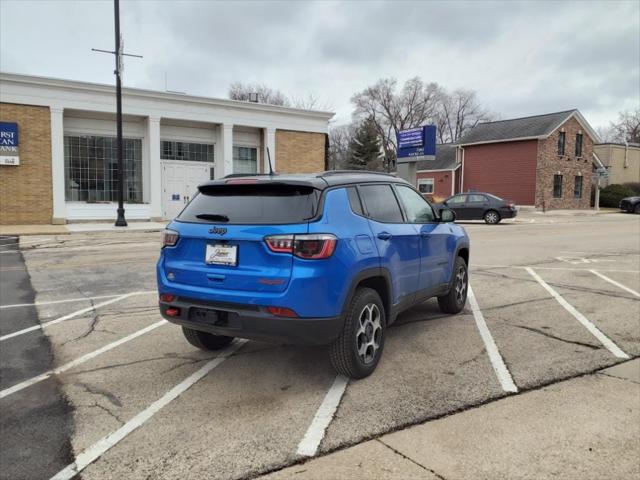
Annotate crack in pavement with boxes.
[509,324,601,350]
[74,381,123,407]
[376,438,448,480]
[83,401,126,425]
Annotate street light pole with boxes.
[113,0,127,227]
[91,0,142,227]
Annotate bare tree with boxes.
[351,77,441,169]
[609,109,640,143]
[435,89,494,144]
[328,124,354,170]
[228,82,290,106]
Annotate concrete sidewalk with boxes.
[262,360,640,480]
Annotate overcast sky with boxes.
[1,0,638,129]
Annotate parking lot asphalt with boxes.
[0,213,638,480]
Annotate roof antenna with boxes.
[266,147,275,176]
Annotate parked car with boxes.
[435,193,517,224]
[619,196,640,214]
[157,171,470,379]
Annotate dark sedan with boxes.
[619,196,640,214]
[436,193,518,224]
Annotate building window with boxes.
[557,131,566,156]
[553,174,563,198]
[417,178,434,194]
[575,133,583,157]
[233,146,257,174]
[160,141,214,163]
[64,135,143,203]
[574,175,583,198]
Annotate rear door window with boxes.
[467,194,488,203]
[359,184,404,223]
[178,184,320,224]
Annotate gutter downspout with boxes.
[450,168,455,196]
[459,146,465,193]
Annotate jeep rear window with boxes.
[177,184,320,224]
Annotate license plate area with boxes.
[205,243,237,266]
[189,307,227,326]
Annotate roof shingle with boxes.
[416,143,457,171]
[457,110,577,145]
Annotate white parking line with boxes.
[0,320,167,399]
[473,264,640,273]
[467,285,518,393]
[49,339,246,480]
[590,270,640,298]
[0,291,155,341]
[0,293,152,310]
[297,374,349,457]
[525,267,630,359]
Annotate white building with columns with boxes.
[0,72,333,224]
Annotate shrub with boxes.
[598,184,636,208]
[622,182,640,195]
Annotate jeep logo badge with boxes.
[209,226,227,235]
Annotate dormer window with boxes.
[557,131,566,156]
[575,133,583,157]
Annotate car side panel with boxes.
[306,187,382,315]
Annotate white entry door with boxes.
[161,161,212,220]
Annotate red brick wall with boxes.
[417,170,455,202]
[462,140,538,205]
[535,117,593,209]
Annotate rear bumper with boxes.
[159,296,343,345]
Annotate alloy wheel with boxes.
[454,266,467,304]
[356,303,382,364]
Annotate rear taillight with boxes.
[265,234,337,259]
[159,293,175,303]
[162,229,179,248]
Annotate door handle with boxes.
[420,232,430,238]
[377,232,392,240]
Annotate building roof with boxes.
[416,143,458,171]
[0,71,335,120]
[457,109,599,146]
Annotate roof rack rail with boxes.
[223,173,275,179]
[319,170,395,177]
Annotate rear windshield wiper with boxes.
[195,213,230,222]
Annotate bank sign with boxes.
[0,122,20,166]
[397,125,436,163]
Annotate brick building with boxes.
[456,110,599,209]
[0,72,333,225]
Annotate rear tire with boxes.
[182,327,234,350]
[484,210,501,224]
[438,256,468,314]
[330,287,386,379]
[634,204,640,214]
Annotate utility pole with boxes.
[92,0,142,227]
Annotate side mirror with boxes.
[440,208,456,223]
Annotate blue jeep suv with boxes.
[157,171,469,378]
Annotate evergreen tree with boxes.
[347,116,381,170]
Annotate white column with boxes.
[50,107,66,224]
[220,123,233,177]
[147,116,162,220]
[265,127,276,172]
